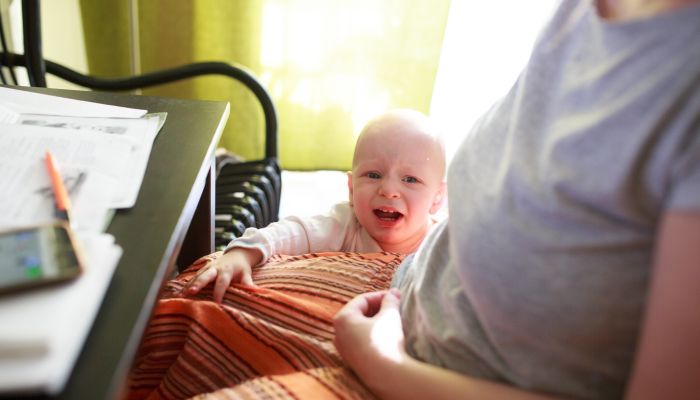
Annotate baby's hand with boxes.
[180,247,261,303]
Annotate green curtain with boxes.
[80,0,450,171]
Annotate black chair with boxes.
[1,0,281,248]
[0,2,277,155]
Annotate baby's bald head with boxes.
[353,109,445,178]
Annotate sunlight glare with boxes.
[261,4,284,69]
[429,0,558,163]
[369,305,404,363]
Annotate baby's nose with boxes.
[379,181,400,198]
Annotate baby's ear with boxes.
[429,182,447,214]
[346,171,354,206]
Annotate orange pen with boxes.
[45,151,73,223]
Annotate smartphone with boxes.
[0,222,84,295]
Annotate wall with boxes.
[1,0,86,89]
[42,0,87,89]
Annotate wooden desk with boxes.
[13,87,229,399]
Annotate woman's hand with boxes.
[180,247,262,303]
[333,289,406,386]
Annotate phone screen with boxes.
[0,223,83,294]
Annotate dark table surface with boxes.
[2,86,229,399]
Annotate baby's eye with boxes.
[367,172,381,179]
[403,176,419,184]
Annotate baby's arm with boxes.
[229,203,356,259]
[181,203,354,303]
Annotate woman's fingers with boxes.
[334,289,405,369]
[380,288,401,311]
[335,290,392,324]
[337,292,373,318]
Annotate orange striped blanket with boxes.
[127,251,404,400]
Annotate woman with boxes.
[334,0,700,398]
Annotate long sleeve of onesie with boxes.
[224,202,382,265]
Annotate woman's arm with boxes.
[625,211,700,399]
[333,290,560,400]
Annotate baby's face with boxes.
[348,120,445,254]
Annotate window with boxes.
[430,1,557,162]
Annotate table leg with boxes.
[177,161,215,271]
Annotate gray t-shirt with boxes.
[394,1,700,399]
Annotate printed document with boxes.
[0,86,146,118]
[0,87,166,394]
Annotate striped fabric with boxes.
[127,251,404,400]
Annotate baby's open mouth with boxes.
[373,208,403,221]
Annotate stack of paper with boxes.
[0,86,166,395]
[0,232,122,394]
